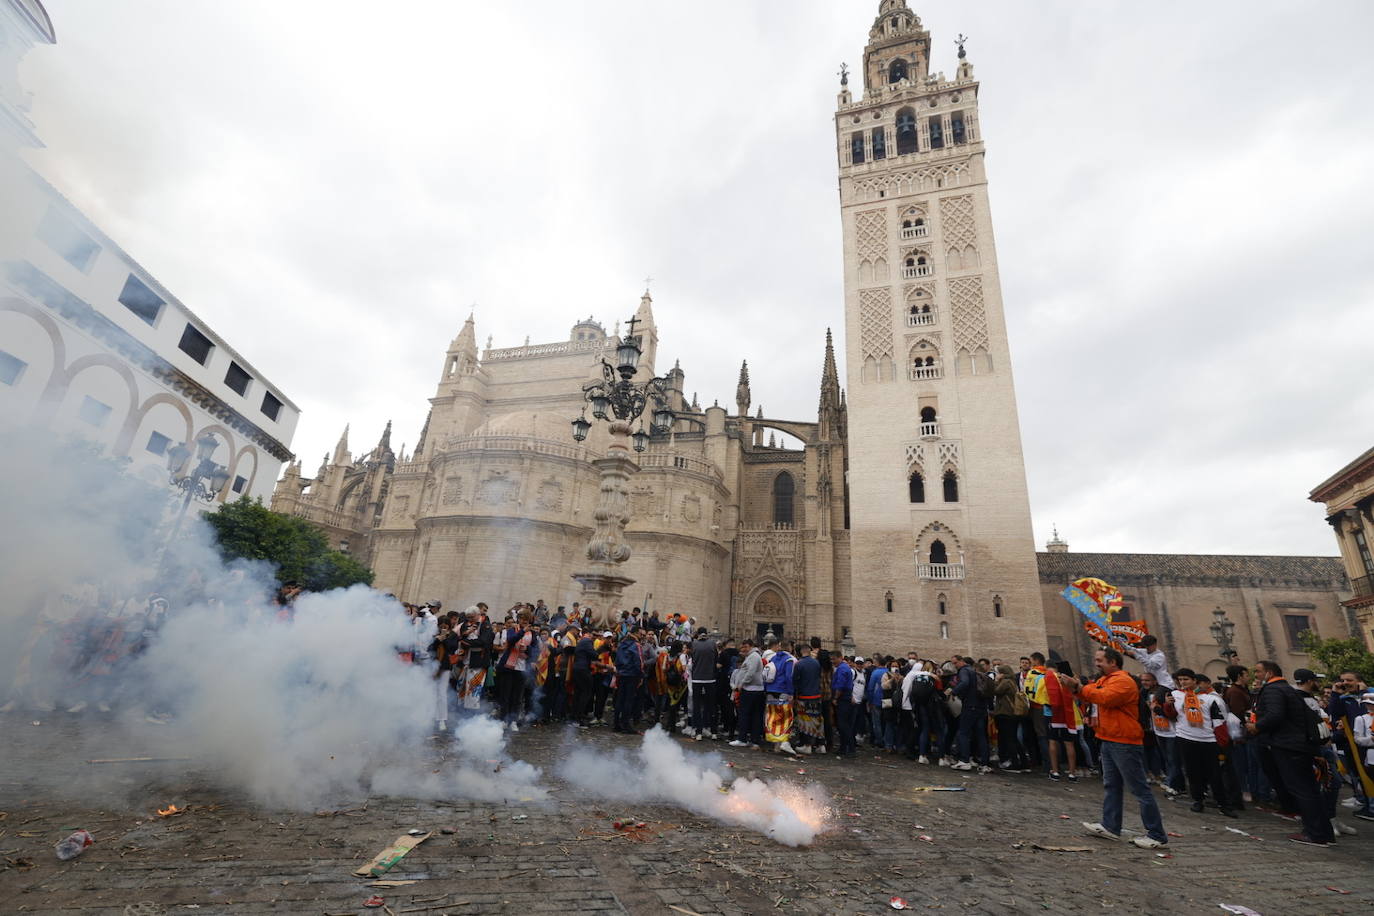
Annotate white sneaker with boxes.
[1083,822,1120,841]
[683,727,696,737]
[917,755,930,765]
[951,761,974,771]
[705,731,715,740]
[508,723,520,733]
[1131,836,1166,849]
[938,757,951,767]
[1164,786,1180,797]
[797,746,813,755]
[729,740,748,748]
[694,734,703,741]
[1332,819,1357,837]
[977,765,993,775]
[438,720,447,732]
[778,741,797,756]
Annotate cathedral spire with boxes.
[818,328,843,440]
[332,424,351,465]
[735,360,751,417]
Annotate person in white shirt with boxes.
[1171,670,1234,817]
[1128,635,1174,690]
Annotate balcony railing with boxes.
[900,225,928,240]
[906,311,935,327]
[910,365,942,381]
[1350,575,1373,599]
[902,265,933,279]
[919,421,940,440]
[919,563,965,581]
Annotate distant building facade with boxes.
[1310,446,1374,647]
[1038,532,1353,681]
[0,0,298,501]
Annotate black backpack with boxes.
[976,672,996,701]
[666,660,685,689]
[909,673,936,706]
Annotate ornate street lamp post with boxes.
[1209,606,1238,660]
[160,431,231,558]
[568,315,674,608]
[841,631,857,660]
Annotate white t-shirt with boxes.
[1354,712,1374,765]
[1130,648,1175,689]
[1171,689,1224,742]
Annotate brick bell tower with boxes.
[836,1,1046,660]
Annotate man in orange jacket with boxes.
[1074,647,1169,848]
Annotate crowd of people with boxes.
[9,585,1373,853]
[405,601,1374,849]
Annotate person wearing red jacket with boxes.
[1074,647,1169,849]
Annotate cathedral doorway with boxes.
[752,587,787,644]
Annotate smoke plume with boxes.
[560,726,831,846]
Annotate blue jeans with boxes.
[1099,740,1166,843]
[1157,735,1186,791]
[956,705,989,765]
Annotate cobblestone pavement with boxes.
[1,714,1371,915]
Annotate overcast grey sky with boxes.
[22,1,1374,556]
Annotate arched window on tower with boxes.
[888,59,908,84]
[938,592,948,615]
[871,126,886,160]
[919,405,939,438]
[993,595,1003,618]
[943,469,959,502]
[895,108,918,155]
[929,539,948,565]
[908,471,925,503]
[772,471,795,527]
[850,132,865,165]
[928,116,945,149]
[885,590,895,613]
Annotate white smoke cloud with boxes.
[560,726,831,846]
[0,427,540,810]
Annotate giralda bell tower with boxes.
[837,1,1046,659]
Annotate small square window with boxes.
[178,323,214,365]
[224,361,252,396]
[37,206,100,272]
[118,275,165,326]
[261,391,282,421]
[0,349,27,386]
[146,431,172,456]
[78,395,112,427]
[232,475,247,494]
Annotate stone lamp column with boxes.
[571,419,639,608]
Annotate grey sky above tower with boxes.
[20,0,1374,555]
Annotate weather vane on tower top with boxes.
[838,62,849,87]
[955,35,968,60]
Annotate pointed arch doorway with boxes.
[751,585,788,644]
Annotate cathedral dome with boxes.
[470,410,577,443]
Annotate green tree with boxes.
[202,498,374,592]
[1298,630,1374,684]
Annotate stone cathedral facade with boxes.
[273,3,1048,654]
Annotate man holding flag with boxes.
[1077,646,1169,849]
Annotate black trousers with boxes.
[996,714,1029,768]
[1269,746,1334,842]
[1179,737,1228,807]
[571,669,593,723]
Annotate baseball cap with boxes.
[854,656,865,663]
[1293,668,1318,684]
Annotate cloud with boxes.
[19,0,1374,554]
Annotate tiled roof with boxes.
[1036,552,1348,589]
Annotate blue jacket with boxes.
[865,667,886,706]
[952,665,984,709]
[767,651,795,696]
[615,639,643,678]
[793,656,822,698]
[832,661,855,699]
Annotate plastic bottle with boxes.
[55,829,94,860]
